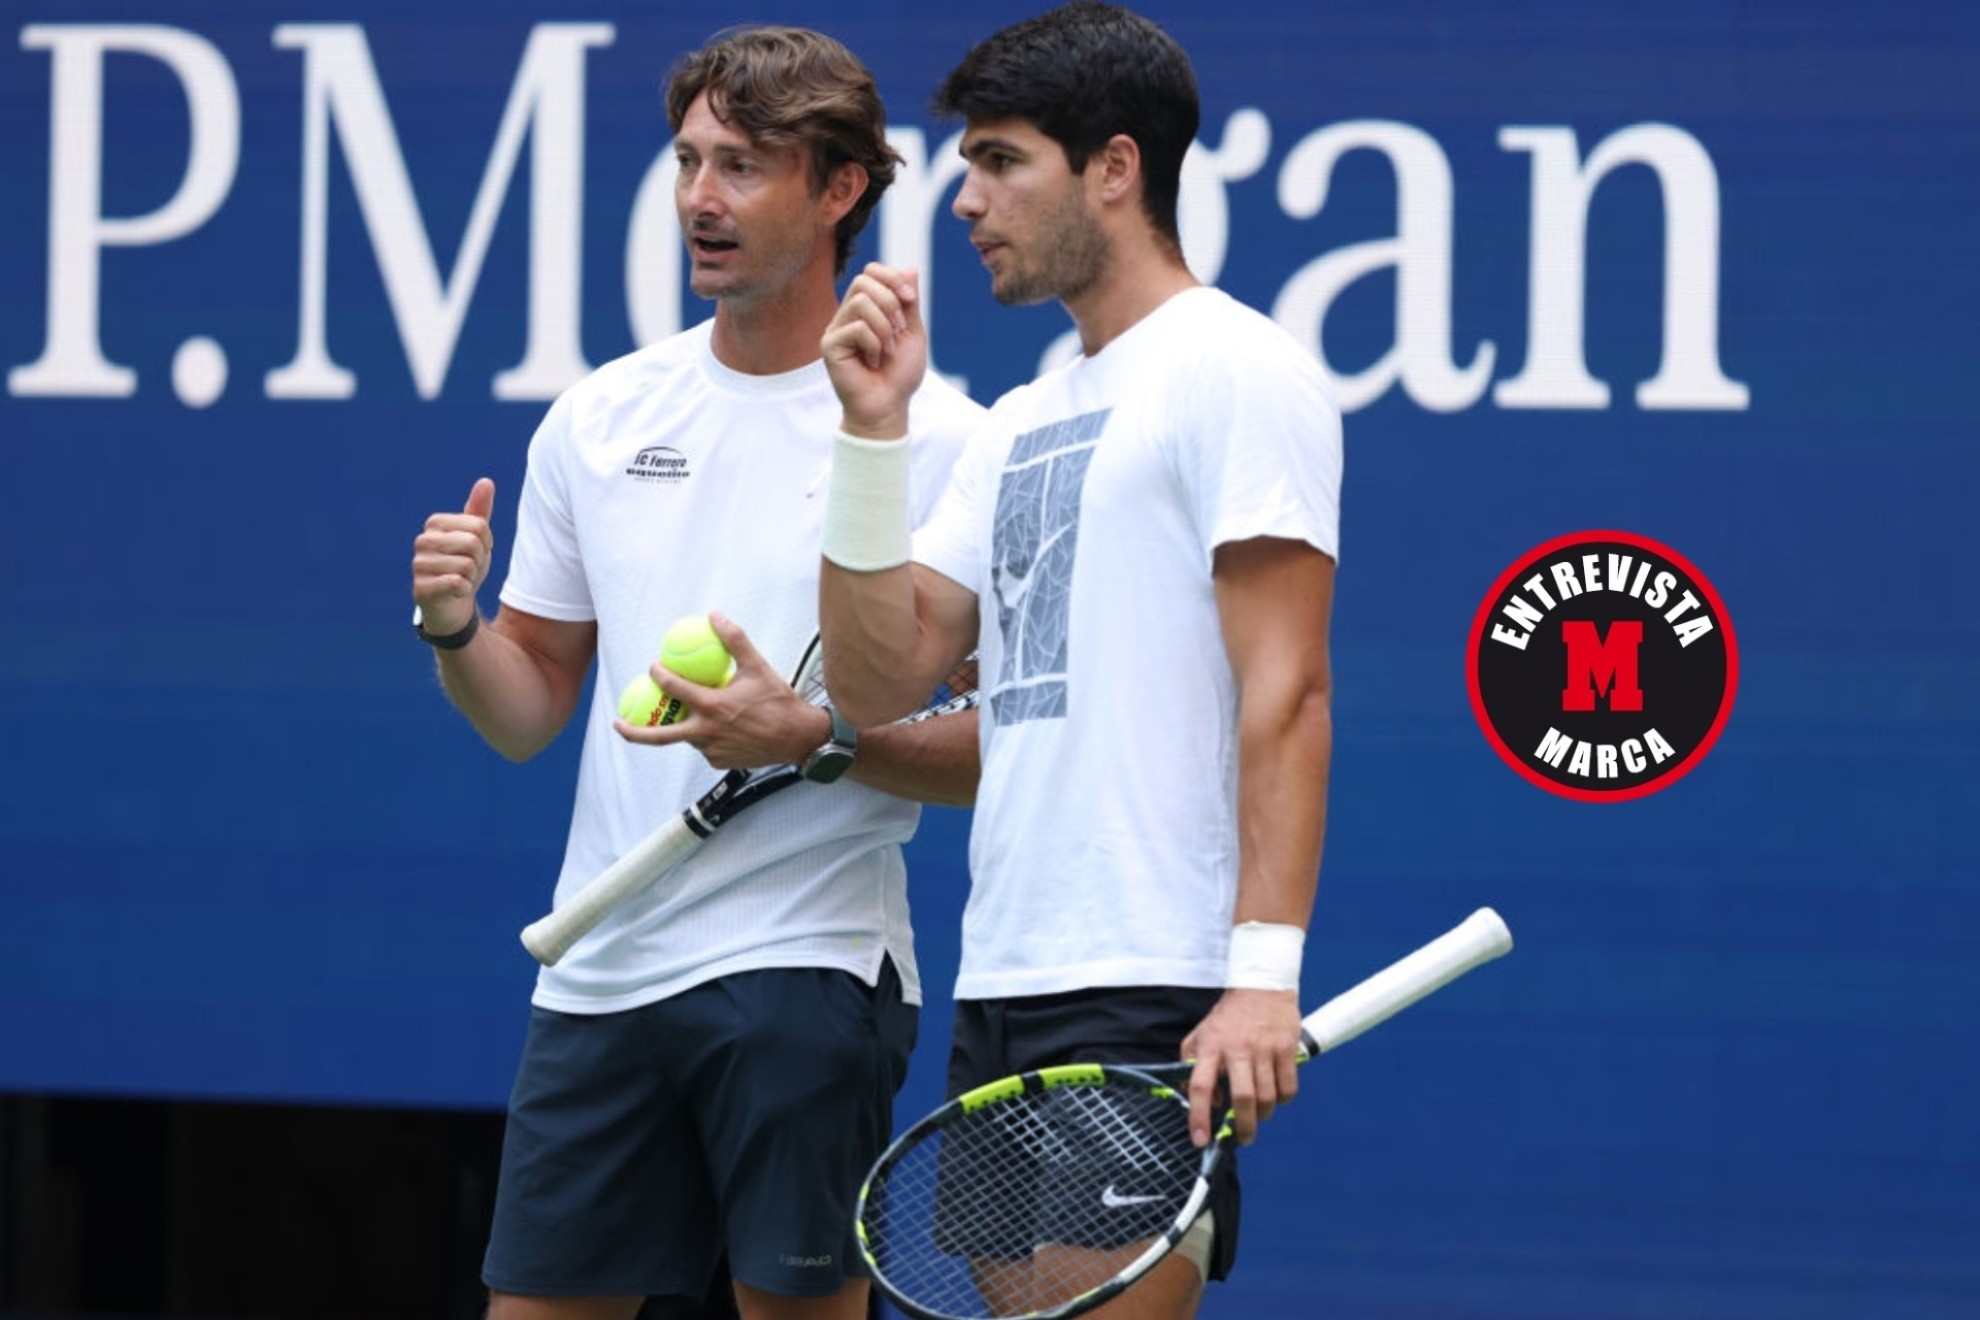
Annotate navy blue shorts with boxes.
[945,984,1243,1281]
[484,959,918,1301]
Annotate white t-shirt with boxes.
[913,287,1343,1001]
[502,320,984,1013]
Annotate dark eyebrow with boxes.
[959,136,1026,163]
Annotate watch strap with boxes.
[802,705,859,782]
[824,704,858,754]
[414,606,480,650]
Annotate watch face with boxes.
[804,747,854,784]
[804,707,857,783]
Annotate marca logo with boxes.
[6,23,1749,413]
[625,445,689,484]
[1467,531,1738,802]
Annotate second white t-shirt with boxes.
[913,287,1343,1001]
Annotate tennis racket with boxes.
[856,907,1513,1320]
[519,633,978,966]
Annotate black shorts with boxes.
[944,984,1242,1281]
[484,959,917,1300]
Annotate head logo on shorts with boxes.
[1467,530,1737,802]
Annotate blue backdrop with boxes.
[2,1,1975,1316]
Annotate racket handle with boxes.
[519,819,704,966]
[1301,907,1512,1054]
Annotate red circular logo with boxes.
[1467,531,1738,802]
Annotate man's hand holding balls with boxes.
[619,614,738,728]
[613,613,832,771]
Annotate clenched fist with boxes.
[822,263,926,440]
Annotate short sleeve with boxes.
[911,418,994,596]
[1179,335,1343,569]
[905,377,987,528]
[498,390,595,622]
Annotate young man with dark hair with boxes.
[818,5,1341,1315]
[410,26,984,1320]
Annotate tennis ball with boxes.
[659,615,737,689]
[617,673,683,728]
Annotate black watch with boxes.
[801,706,859,783]
[413,604,479,650]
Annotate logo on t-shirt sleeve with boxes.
[988,409,1109,725]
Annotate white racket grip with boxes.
[518,819,705,966]
[1301,908,1512,1054]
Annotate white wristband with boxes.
[821,430,913,571]
[1225,921,1304,991]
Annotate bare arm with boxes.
[1219,536,1334,930]
[1181,535,1337,1145]
[412,478,597,762]
[849,706,979,807]
[820,562,980,727]
[613,611,979,806]
[436,608,596,763]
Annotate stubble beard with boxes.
[689,211,821,309]
[992,191,1110,307]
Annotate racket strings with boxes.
[793,647,832,707]
[934,656,981,708]
[906,654,982,725]
[866,1080,1202,1320]
[800,647,981,722]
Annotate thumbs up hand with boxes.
[412,478,497,636]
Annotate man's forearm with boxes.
[1232,686,1333,927]
[848,708,980,807]
[436,612,592,763]
[819,561,930,727]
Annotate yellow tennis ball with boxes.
[659,615,737,689]
[617,673,683,728]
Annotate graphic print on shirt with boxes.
[989,409,1110,725]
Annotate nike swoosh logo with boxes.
[1101,1186,1165,1208]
